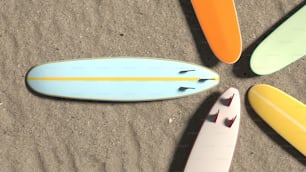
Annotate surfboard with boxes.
[26,57,220,101]
[191,0,242,64]
[248,84,306,156]
[184,87,240,172]
[250,5,306,75]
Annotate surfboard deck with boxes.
[191,0,242,64]
[26,57,219,101]
[250,5,306,75]
[248,84,306,156]
[184,87,240,172]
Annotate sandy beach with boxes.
[0,0,305,171]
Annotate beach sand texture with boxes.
[0,0,305,171]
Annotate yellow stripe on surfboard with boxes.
[27,77,219,81]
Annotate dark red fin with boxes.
[213,110,220,123]
[227,115,237,128]
[227,93,235,106]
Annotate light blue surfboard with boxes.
[250,5,306,75]
[26,57,220,101]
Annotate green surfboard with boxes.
[250,5,306,75]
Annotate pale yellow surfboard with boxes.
[248,84,306,156]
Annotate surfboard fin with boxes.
[178,87,195,91]
[179,70,196,74]
[198,78,218,82]
[227,115,237,128]
[227,94,235,106]
[213,110,220,123]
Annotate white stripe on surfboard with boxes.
[251,89,306,132]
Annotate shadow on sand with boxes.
[169,92,221,172]
[178,0,219,68]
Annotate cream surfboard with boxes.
[184,87,240,172]
[248,84,306,156]
[26,57,219,101]
[191,0,242,64]
[250,5,306,75]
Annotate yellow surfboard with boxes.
[248,84,306,156]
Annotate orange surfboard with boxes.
[191,0,242,64]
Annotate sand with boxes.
[0,0,305,171]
